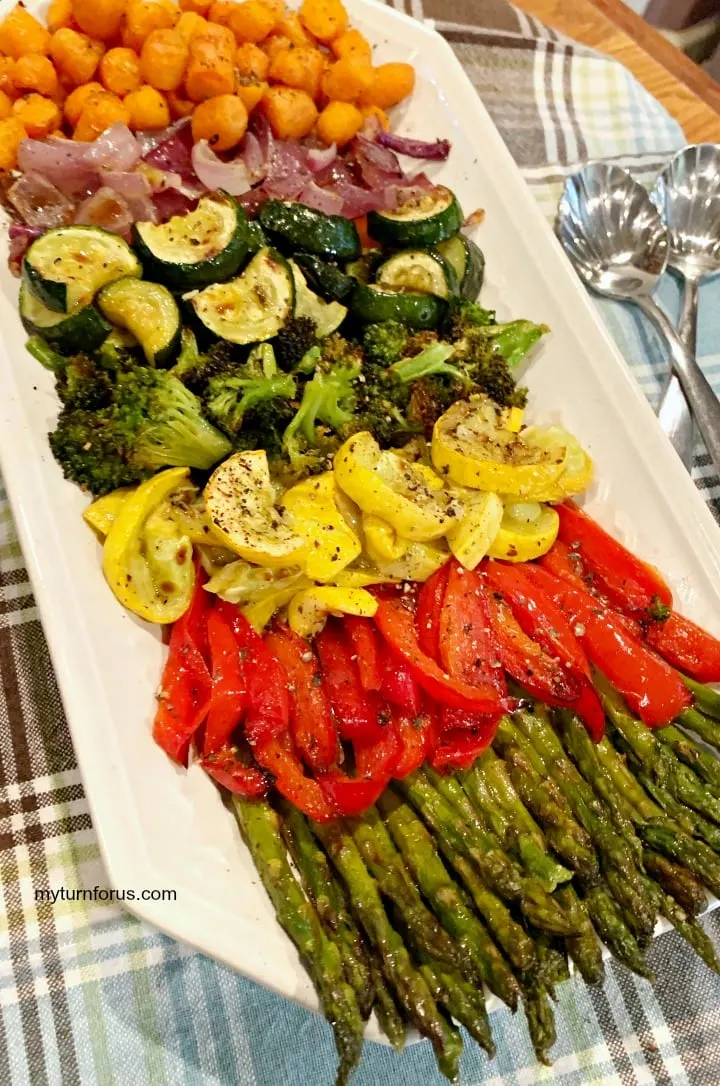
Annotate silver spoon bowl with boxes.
[557,161,720,477]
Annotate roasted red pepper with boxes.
[316,622,386,743]
[486,560,605,740]
[645,611,720,683]
[354,718,401,781]
[536,567,691,728]
[204,606,247,754]
[215,604,289,746]
[254,735,336,821]
[374,596,504,714]
[200,745,269,797]
[557,502,672,616]
[439,563,507,697]
[344,616,383,692]
[417,562,450,660]
[265,625,338,773]
[393,707,435,779]
[317,773,388,815]
[429,725,496,773]
[486,589,582,706]
[152,572,212,766]
[380,652,422,715]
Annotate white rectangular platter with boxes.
[1,0,720,1035]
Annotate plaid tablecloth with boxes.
[2,2,720,1084]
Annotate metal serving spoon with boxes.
[651,144,720,468]
[557,161,720,477]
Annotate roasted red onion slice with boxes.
[307,142,337,173]
[151,187,198,220]
[102,170,157,223]
[191,140,252,196]
[264,140,312,199]
[240,131,266,182]
[74,187,134,236]
[16,137,99,197]
[7,171,74,229]
[86,123,140,172]
[375,130,451,160]
[8,223,42,276]
[143,122,196,182]
[298,181,344,215]
[331,180,387,217]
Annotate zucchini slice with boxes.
[133,192,248,290]
[375,249,455,298]
[290,260,347,338]
[437,234,485,300]
[23,226,141,314]
[367,186,463,247]
[293,252,354,300]
[350,283,447,330]
[186,247,294,344]
[19,281,111,355]
[246,219,268,255]
[259,199,361,260]
[97,277,181,367]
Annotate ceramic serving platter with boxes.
[1,0,719,1040]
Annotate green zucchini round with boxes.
[290,260,347,337]
[186,247,295,344]
[350,283,447,329]
[375,249,456,298]
[437,234,485,299]
[19,281,111,355]
[133,192,249,290]
[293,252,354,300]
[259,199,361,260]
[23,226,141,314]
[367,186,463,248]
[97,277,181,367]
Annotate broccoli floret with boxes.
[446,298,496,340]
[452,322,545,407]
[282,336,362,467]
[49,406,148,494]
[205,343,296,437]
[362,320,409,366]
[275,316,317,370]
[53,353,114,411]
[172,338,245,395]
[389,340,467,386]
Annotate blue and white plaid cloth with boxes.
[2,2,719,1084]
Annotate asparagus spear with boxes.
[312,818,463,1082]
[640,821,720,899]
[455,755,572,892]
[642,851,707,919]
[523,988,557,1066]
[231,797,363,1086]
[378,789,525,1006]
[678,705,720,751]
[370,963,407,1053]
[641,875,720,975]
[583,885,652,979]
[417,955,495,1058]
[493,726,600,883]
[533,935,569,997]
[555,886,605,986]
[636,770,720,853]
[657,720,720,796]
[348,809,472,981]
[682,677,720,722]
[595,670,720,826]
[280,802,375,1019]
[397,770,575,936]
[510,708,657,941]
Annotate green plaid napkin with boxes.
[2,2,719,1084]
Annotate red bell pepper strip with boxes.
[417,562,451,660]
[439,562,507,697]
[380,652,423,715]
[344,616,383,692]
[153,572,212,766]
[538,544,643,639]
[317,773,388,815]
[213,603,290,746]
[354,720,401,781]
[316,622,386,744]
[537,567,691,728]
[204,606,247,754]
[200,745,269,797]
[429,724,497,773]
[485,589,582,706]
[644,611,720,683]
[253,735,337,821]
[393,708,435,779]
[557,502,672,615]
[374,597,504,714]
[265,625,338,773]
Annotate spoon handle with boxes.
[657,275,697,472]
[639,295,720,476]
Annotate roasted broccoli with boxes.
[362,320,409,366]
[274,316,317,370]
[171,338,244,395]
[446,298,496,339]
[49,366,232,494]
[55,353,115,411]
[282,335,362,468]
[204,343,296,438]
